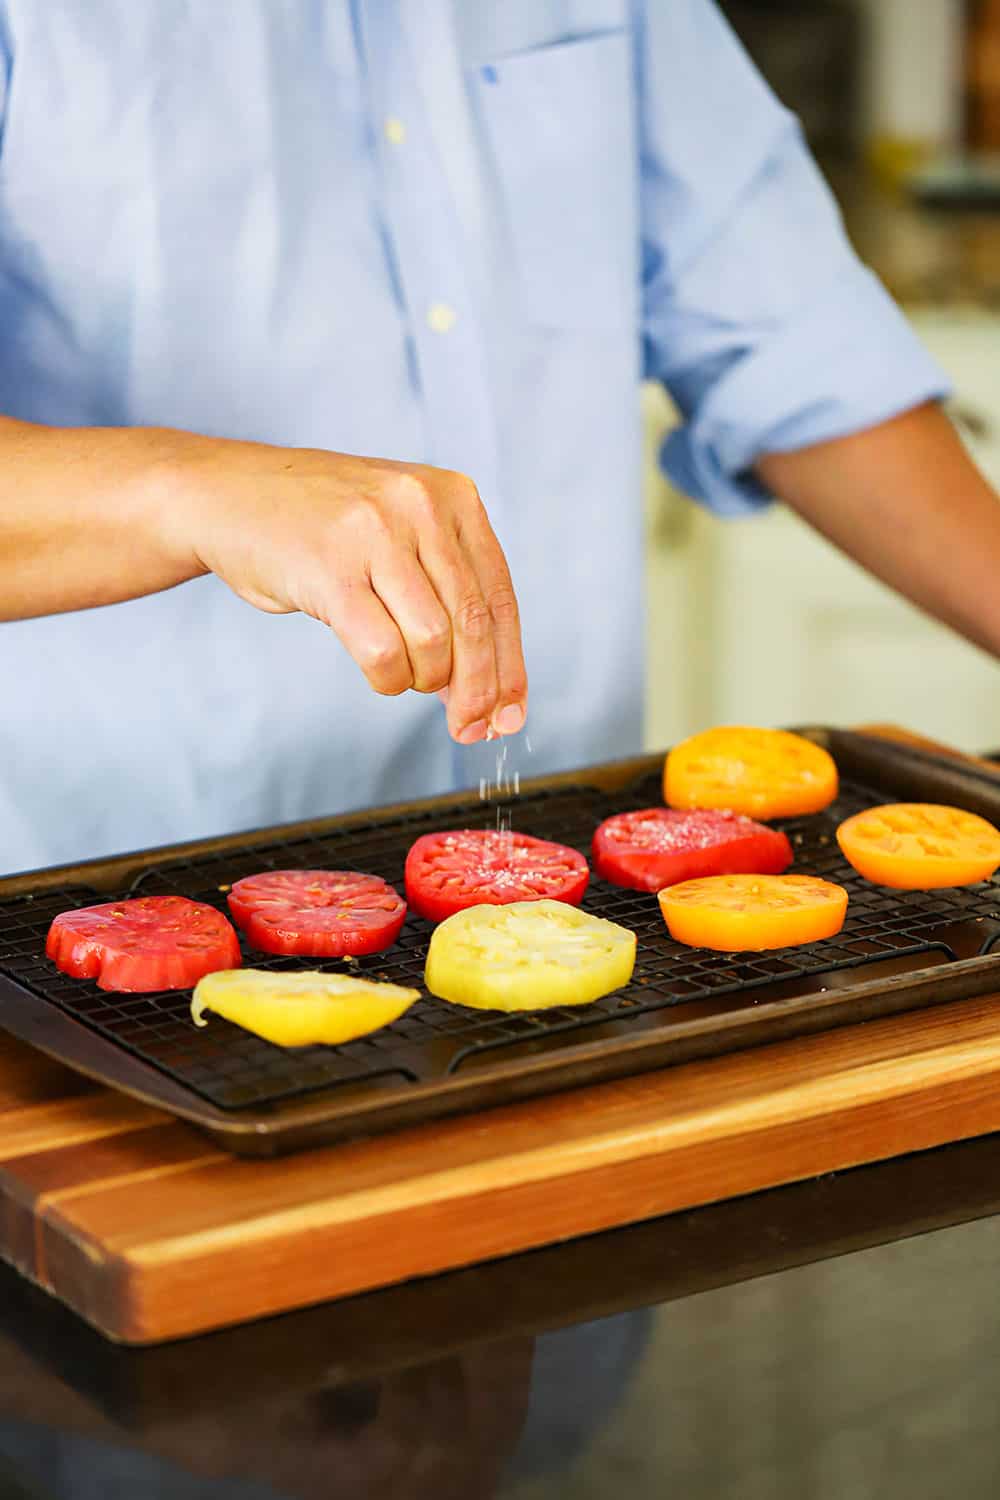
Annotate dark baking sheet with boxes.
[1,728,1000,1156]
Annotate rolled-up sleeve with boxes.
[638,0,951,516]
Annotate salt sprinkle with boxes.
[472,728,533,855]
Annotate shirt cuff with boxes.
[659,267,954,518]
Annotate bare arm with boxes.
[756,403,1000,658]
[0,416,527,744]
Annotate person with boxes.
[1,0,998,877]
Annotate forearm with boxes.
[0,416,203,621]
[0,415,527,740]
[756,403,1000,659]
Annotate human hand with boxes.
[156,436,528,744]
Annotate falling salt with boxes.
[474,724,532,861]
[477,736,520,809]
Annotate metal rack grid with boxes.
[1,770,998,1114]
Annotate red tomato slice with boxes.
[46,896,241,993]
[405,830,590,924]
[593,808,793,893]
[227,870,406,957]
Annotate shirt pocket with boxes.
[471,29,638,333]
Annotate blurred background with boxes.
[644,0,1000,752]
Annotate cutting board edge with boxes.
[44,1045,1000,1344]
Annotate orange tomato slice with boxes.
[664,727,838,820]
[837,803,1000,889]
[659,874,848,952]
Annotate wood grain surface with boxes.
[6,990,1000,1344]
[3,730,1000,1345]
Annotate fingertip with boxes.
[492,702,526,737]
[456,719,490,746]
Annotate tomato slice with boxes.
[659,874,848,952]
[593,807,793,892]
[665,727,838,820]
[227,870,406,957]
[46,896,242,992]
[837,803,1000,889]
[405,830,589,924]
[192,969,419,1047]
[425,899,636,1011]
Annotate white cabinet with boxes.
[914,310,1000,490]
[643,310,1000,753]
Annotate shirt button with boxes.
[384,116,406,145]
[427,302,458,334]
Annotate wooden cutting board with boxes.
[4,730,1000,1346]
[8,991,1000,1345]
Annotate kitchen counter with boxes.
[826,157,1000,309]
[4,1132,1000,1498]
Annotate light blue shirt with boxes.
[0,0,947,875]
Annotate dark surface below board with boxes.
[5,1132,1000,1498]
[2,729,1000,1154]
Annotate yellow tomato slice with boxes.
[191,969,419,1047]
[425,899,636,1012]
[659,874,847,952]
[837,803,1000,889]
[664,727,838,820]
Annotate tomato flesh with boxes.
[665,727,838,820]
[659,874,848,952]
[593,807,793,892]
[227,870,406,957]
[425,899,636,1011]
[46,896,242,993]
[192,969,419,1047]
[837,803,1000,889]
[405,830,590,924]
